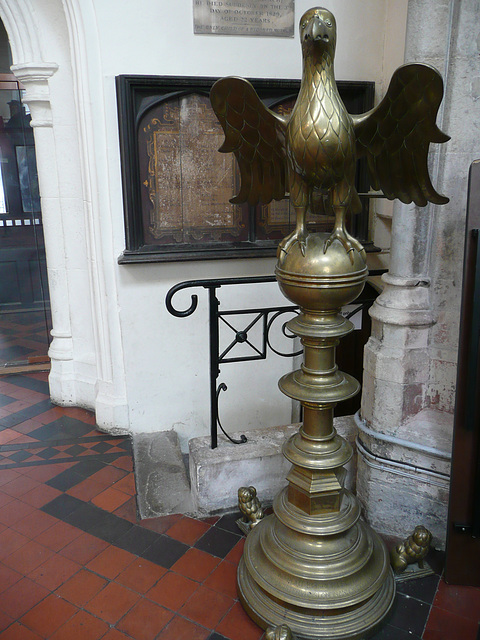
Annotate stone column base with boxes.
[355,436,450,548]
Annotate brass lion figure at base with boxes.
[238,486,264,530]
[390,525,433,574]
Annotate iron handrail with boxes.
[166,271,386,448]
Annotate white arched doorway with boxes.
[0,0,129,434]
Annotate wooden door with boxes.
[445,160,480,586]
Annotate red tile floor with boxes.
[0,372,479,639]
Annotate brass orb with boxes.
[276,234,367,312]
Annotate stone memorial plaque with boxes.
[193,0,294,37]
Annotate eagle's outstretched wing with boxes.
[210,77,288,206]
[353,63,450,206]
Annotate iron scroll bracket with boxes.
[166,275,300,448]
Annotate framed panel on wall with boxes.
[116,75,375,264]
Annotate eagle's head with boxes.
[299,7,336,60]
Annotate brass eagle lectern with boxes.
[210,6,449,638]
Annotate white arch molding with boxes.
[0,0,130,434]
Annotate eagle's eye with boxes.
[324,18,332,27]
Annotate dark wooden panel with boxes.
[445,160,480,586]
[116,75,375,263]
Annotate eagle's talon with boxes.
[322,235,334,254]
[324,229,364,264]
[277,231,294,257]
[278,229,308,257]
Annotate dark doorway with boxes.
[0,21,51,372]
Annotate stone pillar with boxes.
[11,62,78,403]
[357,0,480,547]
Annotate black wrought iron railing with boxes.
[166,272,385,449]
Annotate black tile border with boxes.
[0,398,54,428]
[73,458,118,478]
[396,573,440,605]
[44,458,118,491]
[140,535,190,568]
[7,450,32,463]
[386,592,430,637]
[0,375,50,394]
[115,525,159,556]
[44,458,121,491]
[194,524,242,558]
[27,416,99,440]
[370,622,422,639]
[0,451,127,471]
[35,446,63,459]
[0,434,127,452]
[79,506,134,543]
[38,486,445,640]
[0,394,17,407]
[40,493,193,570]
[215,511,243,535]
[45,468,91,492]
[42,494,86,518]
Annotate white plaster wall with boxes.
[0,0,408,450]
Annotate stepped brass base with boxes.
[238,558,395,640]
[237,491,395,640]
[237,233,395,637]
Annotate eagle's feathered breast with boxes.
[209,6,449,259]
[286,55,355,191]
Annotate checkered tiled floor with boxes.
[0,372,479,639]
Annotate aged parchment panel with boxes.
[142,95,244,243]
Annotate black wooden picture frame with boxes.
[116,75,375,264]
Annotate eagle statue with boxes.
[210,6,449,261]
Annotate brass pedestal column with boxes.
[237,233,395,639]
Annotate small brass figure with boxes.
[237,486,264,533]
[265,624,295,640]
[211,7,449,261]
[390,525,433,574]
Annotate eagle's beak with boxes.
[305,16,330,43]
